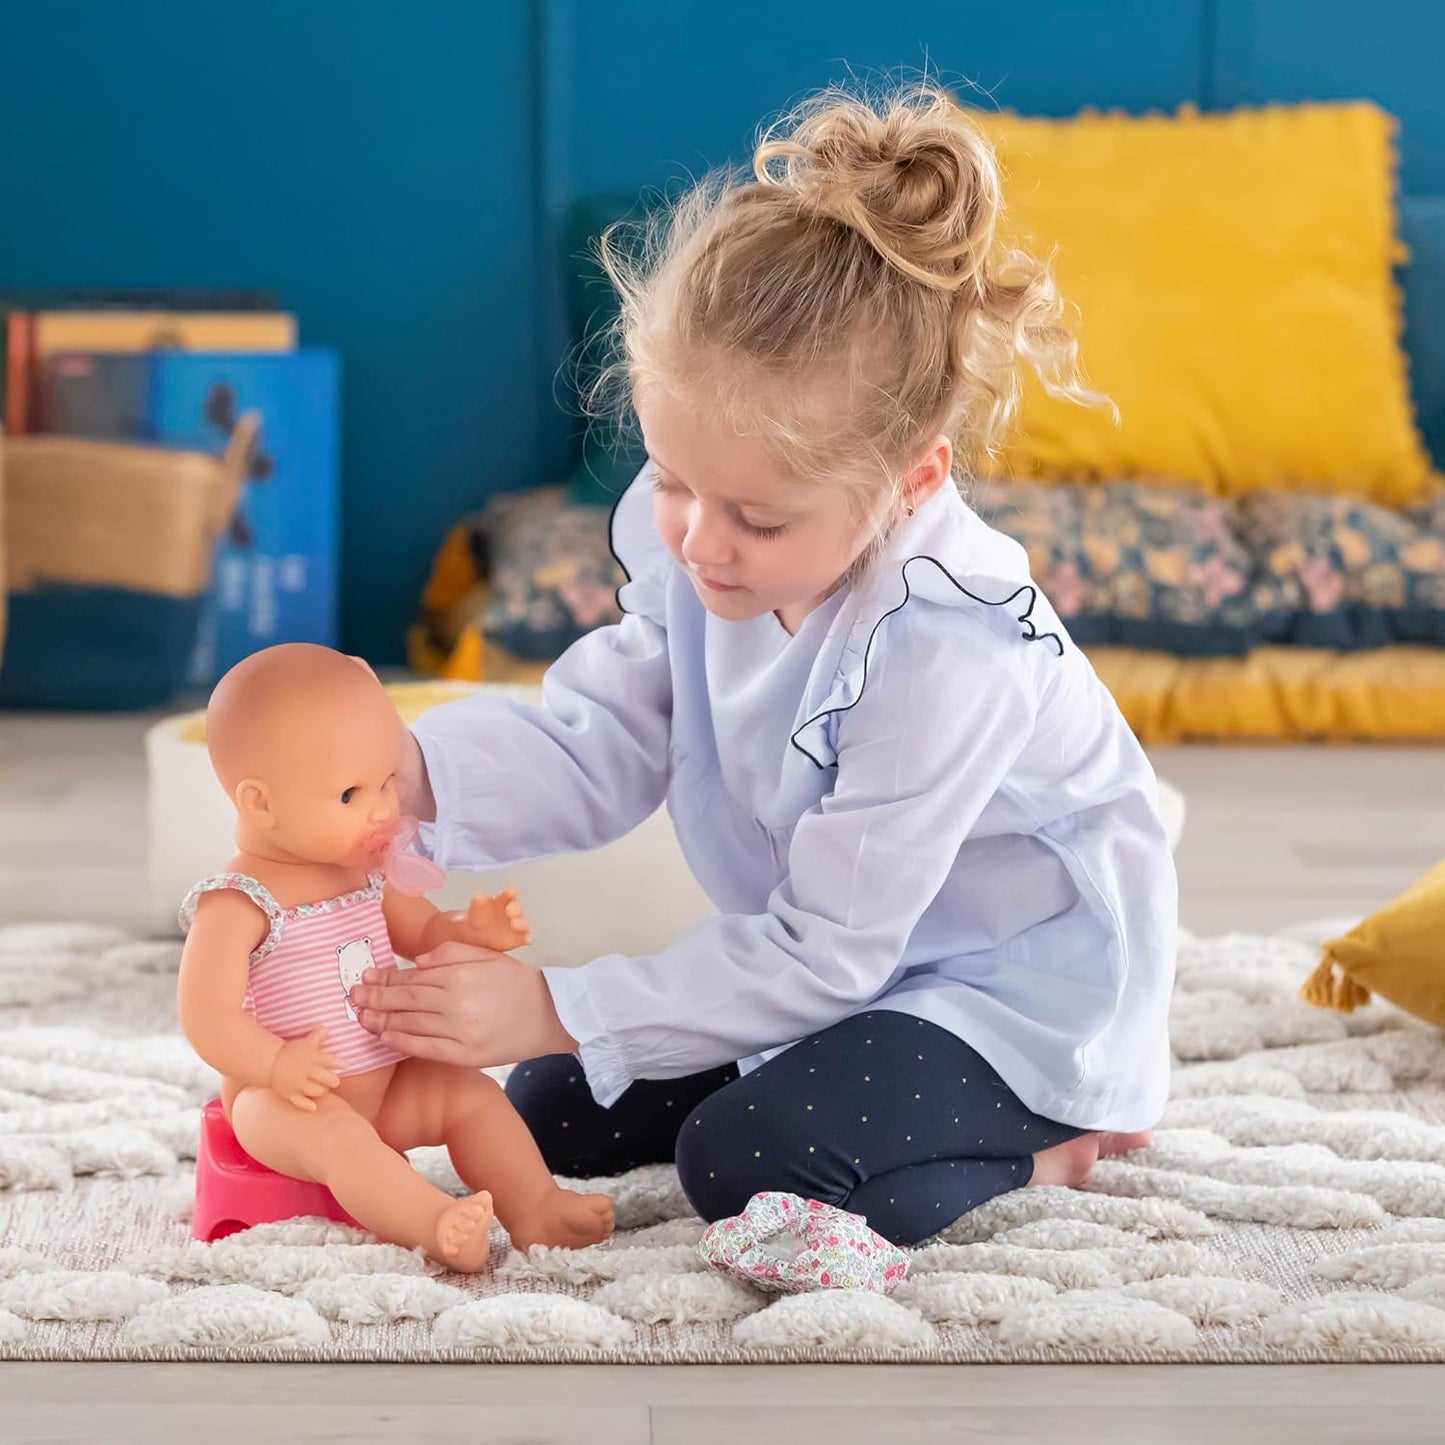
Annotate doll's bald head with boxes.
[207,644,387,789]
[206,645,403,859]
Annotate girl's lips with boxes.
[696,575,743,593]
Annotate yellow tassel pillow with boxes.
[973,103,1437,505]
[1301,859,1445,1025]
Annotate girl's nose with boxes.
[681,505,733,567]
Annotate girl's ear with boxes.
[901,436,953,513]
[235,778,276,831]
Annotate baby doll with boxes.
[177,643,615,1271]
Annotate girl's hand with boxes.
[347,656,433,822]
[394,727,436,824]
[348,943,577,1068]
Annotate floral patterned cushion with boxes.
[433,480,1445,663]
[475,487,622,660]
[971,480,1291,655]
[1235,490,1445,649]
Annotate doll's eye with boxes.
[340,788,356,805]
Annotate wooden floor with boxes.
[2,711,1445,1439]
[3,1360,1445,1442]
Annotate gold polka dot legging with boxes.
[504,1010,1088,1245]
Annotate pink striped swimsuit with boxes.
[180,871,406,1077]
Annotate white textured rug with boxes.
[3,921,1445,1363]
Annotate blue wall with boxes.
[0,1,541,664]
[1,1,1440,662]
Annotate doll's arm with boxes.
[382,884,532,961]
[177,891,342,1105]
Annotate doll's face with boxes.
[263,706,404,868]
[209,644,412,869]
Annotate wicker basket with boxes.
[0,415,257,708]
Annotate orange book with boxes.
[31,311,296,357]
[6,312,34,434]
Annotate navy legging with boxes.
[505,1011,1085,1246]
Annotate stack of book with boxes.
[2,291,340,685]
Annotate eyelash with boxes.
[340,788,356,805]
[653,477,789,541]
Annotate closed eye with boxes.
[652,465,789,539]
[740,519,789,540]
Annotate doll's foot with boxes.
[1028,1133,1101,1189]
[1098,1130,1153,1158]
[508,1188,616,1251]
[435,1190,495,1272]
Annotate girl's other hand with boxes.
[395,727,437,824]
[349,943,576,1068]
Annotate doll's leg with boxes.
[228,1086,494,1271]
[375,1061,615,1250]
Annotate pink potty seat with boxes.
[192,1098,363,1241]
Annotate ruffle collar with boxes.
[788,484,1064,768]
[608,468,1064,770]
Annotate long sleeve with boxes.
[414,609,673,870]
[544,610,1040,1105]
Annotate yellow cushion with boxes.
[425,636,1445,743]
[972,103,1436,505]
[1301,860,1445,1025]
[1087,644,1445,742]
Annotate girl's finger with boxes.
[290,1095,318,1112]
[415,941,502,969]
[379,1030,471,1067]
[356,981,447,1015]
[359,1007,460,1040]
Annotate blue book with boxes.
[41,349,341,683]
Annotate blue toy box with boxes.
[38,349,340,685]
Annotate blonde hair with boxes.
[592,83,1106,517]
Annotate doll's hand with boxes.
[460,888,533,951]
[421,888,533,954]
[270,1026,344,1111]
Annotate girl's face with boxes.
[638,389,881,633]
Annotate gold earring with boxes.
[906,505,915,516]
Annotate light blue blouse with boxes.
[414,470,1177,1131]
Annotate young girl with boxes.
[349,85,1177,1247]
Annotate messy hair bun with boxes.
[754,85,1002,297]
[594,83,1106,505]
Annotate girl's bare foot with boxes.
[507,1188,616,1251]
[1028,1133,1100,1188]
[434,1190,495,1272]
[1098,1130,1153,1158]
